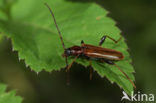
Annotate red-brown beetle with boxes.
[45,3,136,89]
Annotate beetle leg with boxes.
[66,55,79,85]
[99,35,122,46]
[104,60,136,89]
[81,40,84,44]
[103,59,115,65]
[81,40,85,46]
[66,55,79,72]
[66,69,70,85]
[99,36,106,46]
[89,61,93,80]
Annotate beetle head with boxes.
[63,48,72,57]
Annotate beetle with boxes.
[45,3,136,89]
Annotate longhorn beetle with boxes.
[45,3,136,89]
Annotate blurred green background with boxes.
[0,0,156,103]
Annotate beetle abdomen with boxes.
[83,44,124,61]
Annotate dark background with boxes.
[0,0,156,103]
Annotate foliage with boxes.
[0,84,22,103]
[0,0,135,94]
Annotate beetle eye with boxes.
[65,49,71,56]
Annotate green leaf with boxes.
[0,84,22,103]
[0,0,135,95]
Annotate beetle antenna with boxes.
[45,3,66,50]
[45,3,68,66]
[114,64,136,89]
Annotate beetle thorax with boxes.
[63,46,83,57]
